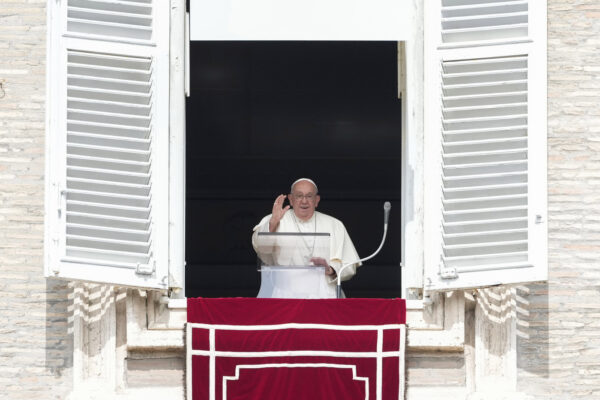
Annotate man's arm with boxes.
[251,194,290,255]
[330,220,361,282]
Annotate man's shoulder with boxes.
[316,211,344,227]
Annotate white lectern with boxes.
[255,232,334,299]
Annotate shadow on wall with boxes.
[516,283,549,380]
[472,285,549,380]
[45,279,74,377]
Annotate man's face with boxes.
[288,180,320,221]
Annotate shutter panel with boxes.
[424,0,547,291]
[45,0,170,289]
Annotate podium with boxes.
[255,232,335,299]
[187,298,407,400]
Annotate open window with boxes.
[184,41,403,298]
[44,0,547,298]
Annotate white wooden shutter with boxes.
[45,0,170,289]
[424,0,547,291]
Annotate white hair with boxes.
[290,178,318,194]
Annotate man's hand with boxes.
[310,257,336,277]
[269,194,290,232]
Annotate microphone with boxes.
[336,201,391,298]
[384,201,391,226]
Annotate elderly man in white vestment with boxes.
[252,178,360,298]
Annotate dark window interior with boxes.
[185,41,402,298]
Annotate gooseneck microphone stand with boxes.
[336,202,391,299]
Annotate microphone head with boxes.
[383,201,391,225]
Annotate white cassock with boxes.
[252,211,360,298]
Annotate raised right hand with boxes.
[269,194,290,232]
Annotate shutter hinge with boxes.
[439,259,458,279]
[439,265,458,280]
[57,187,66,217]
[136,259,155,275]
[51,261,60,275]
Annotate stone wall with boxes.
[0,1,73,399]
[517,1,600,398]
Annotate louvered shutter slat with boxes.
[444,255,528,270]
[67,179,150,197]
[443,126,527,141]
[67,170,150,188]
[68,144,151,161]
[67,232,150,247]
[68,156,150,174]
[442,14,527,30]
[443,115,528,131]
[445,162,527,178]
[67,111,150,128]
[444,136,527,148]
[443,240,527,256]
[444,104,527,119]
[443,184,527,202]
[443,172,527,189]
[67,69,152,85]
[444,81,527,96]
[68,122,150,138]
[444,227,527,242]
[67,21,152,42]
[444,193,526,209]
[443,218,527,234]
[68,0,153,15]
[67,201,150,219]
[444,92,528,108]
[68,89,150,105]
[68,158,150,177]
[444,152,527,166]
[444,206,526,221]
[64,248,151,264]
[443,160,527,173]
[68,132,151,149]
[67,78,150,95]
[67,212,150,230]
[442,1,528,16]
[444,150,527,166]
[67,189,150,207]
[68,223,150,240]
[67,101,151,117]
[68,7,153,27]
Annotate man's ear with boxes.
[287,193,293,204]
[314,195,320,208]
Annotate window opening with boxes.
[185,41,402,297]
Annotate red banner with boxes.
[187,298,406,400]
